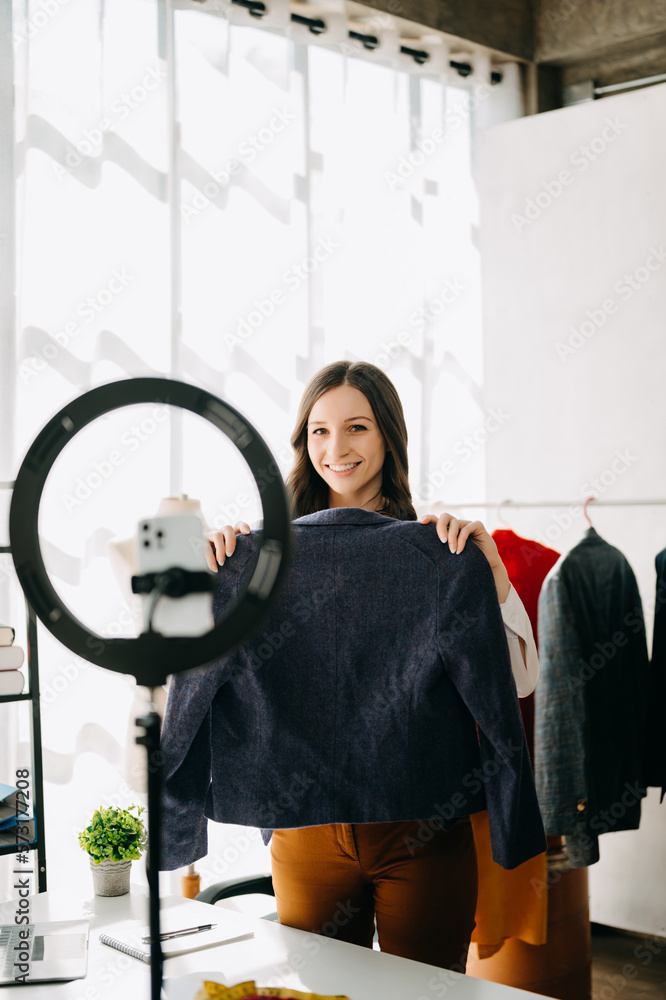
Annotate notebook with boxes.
[0,920,89,984]
[99,915,254,963]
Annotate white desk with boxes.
[0,886,545,1000]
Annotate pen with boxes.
[141,923,217,943]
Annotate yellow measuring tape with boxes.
[194,981,351,1000]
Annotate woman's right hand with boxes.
[204,522,251,571]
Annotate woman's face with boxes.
[306,384,387,510]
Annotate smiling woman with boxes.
[307,389,389,507]
[286,360,416,522]
[200,359,542,971]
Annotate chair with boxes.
[196,873,279,921]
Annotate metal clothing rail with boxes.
[595,72,666,96]
[4,481,665,508]
[437,499,666,508]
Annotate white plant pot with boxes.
[89,857,132,896]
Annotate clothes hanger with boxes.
[583,496,595,526]
[496,499,513,529]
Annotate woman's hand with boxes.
[421,513,499,563]
[204,521,251,572]
[421,512,510,601]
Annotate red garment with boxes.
[492,529,560,759]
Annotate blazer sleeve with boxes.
[159,551,249,871]
[534,566,595,865]
[437,544,546,869]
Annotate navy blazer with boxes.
[159,507,546,871]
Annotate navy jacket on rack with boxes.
[159,507,546,872]
[535,527,650,866]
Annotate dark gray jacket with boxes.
[159,507,546,871]
[644,546,666,800]
[535,528,650,866]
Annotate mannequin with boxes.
[106,494,210,613]
[106,495,211,793]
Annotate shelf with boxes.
[0,487,47,892]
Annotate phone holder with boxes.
[9,377,292,1000]
[131,568,215,599]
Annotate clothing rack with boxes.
[433,500,666,508]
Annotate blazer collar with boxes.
[294,507,392,526]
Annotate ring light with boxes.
[9,377,292,686]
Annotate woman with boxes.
[204,359,539,969]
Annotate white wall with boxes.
[477,82,666,936]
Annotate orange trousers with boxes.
[270,817,477,970]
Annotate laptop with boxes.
[0,919,89,984]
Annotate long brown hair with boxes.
[286,361,417,521]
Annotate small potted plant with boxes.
[78,804,147,896]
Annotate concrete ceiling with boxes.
[352,0,666,103]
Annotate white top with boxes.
[500,583,539,697]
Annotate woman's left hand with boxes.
[421,512,501,569]
[421,512,510,601]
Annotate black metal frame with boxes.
[0,507,48,894]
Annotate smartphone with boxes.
[135,514,214,637]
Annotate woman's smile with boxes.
[326,461,362,475]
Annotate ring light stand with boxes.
[9,378,292,1000]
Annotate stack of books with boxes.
[0,783,25,836]
[0,625,25,695]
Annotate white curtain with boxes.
[1,0,522,904]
